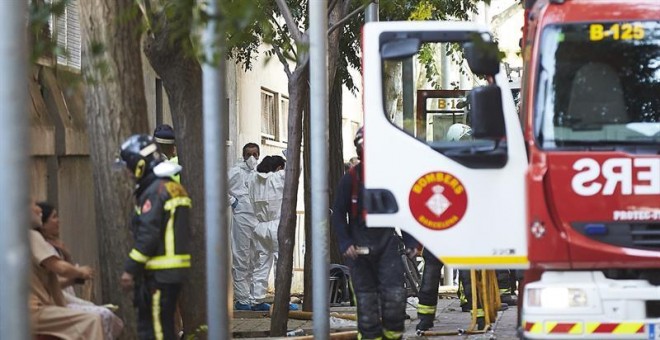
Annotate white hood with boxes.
[153,161,182,178]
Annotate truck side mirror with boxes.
[381,38,421,60]
[469,85,505,140]
[464,41,500,76]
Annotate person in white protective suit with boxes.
[248,155,299,311]
[228,143,261,311]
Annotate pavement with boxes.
[232,291,520,339]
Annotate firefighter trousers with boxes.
[135,278,182,340]
[417,249,443,317]
[350,232,407,339]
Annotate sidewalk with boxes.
[232,294,520,339]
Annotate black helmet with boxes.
[118,134,162,180]
[354,127,364,157]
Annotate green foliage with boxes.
[380,0,479,21]
[418,44,440,88]
[188,0,278,70]
[162,0,488,92]
[409,1,434,20]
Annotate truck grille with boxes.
[572,222,660,251]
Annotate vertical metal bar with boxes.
[440,44,454,286]
[440,58,455,284]
[202,0,230,338]
[310,0,329,338]
[0,1,29,339]
[365,1,379,22]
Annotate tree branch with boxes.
[272,44,293,78]
[328,1,370,36]
[270,14,298,61]
[274,0,303,45]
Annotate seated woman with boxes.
[37,202,124,340]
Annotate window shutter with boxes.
[67,0,81,69]
[50,0,81,70]
[55,7,67,66]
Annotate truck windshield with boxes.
[534,21,660,149]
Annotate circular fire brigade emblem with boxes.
[408,171,468,230]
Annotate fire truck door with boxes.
[362,21,528,269]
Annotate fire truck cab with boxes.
[520,1,660,339]
[361,1,659,338]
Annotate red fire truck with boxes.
[361,1,659,339]
[519,0,660,338]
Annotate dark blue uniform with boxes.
[331,163,406,340]
[126,173,191,340]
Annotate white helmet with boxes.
[446,123,472,141]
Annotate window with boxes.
[261,89,290,143]
[48,0,81,70]
[535,21,660,148]
[279,96,289,142]
[380,36,508,168]
[261,89,277,139]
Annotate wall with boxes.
[342,67,364,162]
[29,63,102,301]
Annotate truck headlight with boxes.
[527,287,587,308]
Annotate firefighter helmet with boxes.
[118,134,162,180]
[446,123,473,141]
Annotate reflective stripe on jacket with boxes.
[125,175,191,283]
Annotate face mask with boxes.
[246,156,258,170]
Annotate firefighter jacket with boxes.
[125,172,191,284]
[331,163,418,254]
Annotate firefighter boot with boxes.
[415,313,434,332]
[381,288,407,339]
[356,292,382,339]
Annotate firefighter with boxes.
[153,124,181,183]
[331,127,408,340]
[117,134,191,340]
[415,248,444,331]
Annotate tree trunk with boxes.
[79,1,148,338]
[326,0,348,268]
[302,99,312,312]
[326,74,345,263]
[271,63,309,337]
[384,62,403,125]
[143,11,207,334]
